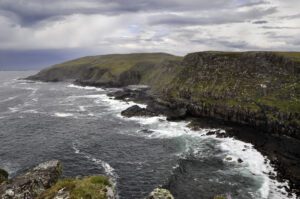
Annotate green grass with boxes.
[275,52,300,62]
[37,176,111,199]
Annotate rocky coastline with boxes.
[103,85,300,197]
[0,160,175,199]
[24,51,300,198]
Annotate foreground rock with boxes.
[37,176,115,199]
[121,105,159,117]
[147,188,174,199]
[0,160,62,199]
[0,169,8,184]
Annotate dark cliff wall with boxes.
[27,51,300,138]
[159,52,300,138]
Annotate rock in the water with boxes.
[0,169,8,184]
[138,129,155,134]
[147,188,174,199]
[121,105,158,117]
[0,160,62,199]
[166,107,187,121]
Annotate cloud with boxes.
[0,0,299,68]
[149,7,277,26]
[252,20,268,24]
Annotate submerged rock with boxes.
[147,188,174,199]
[121,105,158,117]
[0,169,8,184]
[0,160,62,199]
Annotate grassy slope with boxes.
[31,53,182,82]
[37,176,111,199]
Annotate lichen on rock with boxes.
[0,160,62,199]
[147,188,174,199]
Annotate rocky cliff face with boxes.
[0,160,62,199]
[27,51,300,138]
[25,51,300,196]
[159,52,300,138]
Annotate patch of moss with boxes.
[37,176,111,199]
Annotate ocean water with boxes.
[0,71,295,199]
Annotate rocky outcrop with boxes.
[0,160,62,199]
[37,176,115,199]
[0,169,8,184]
[147,188,174,199]
[121,105,159,117]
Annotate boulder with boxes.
[0,160,62,199]
[147,188,174,199]
[0,169,8,184]
[166,107,187,121]
[121,105,158,117]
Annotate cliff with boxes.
[25,51,300,195]
[27,53,181,86]
[27,52,300,137]
[159,52,300,138]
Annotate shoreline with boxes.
[98,83,300,197]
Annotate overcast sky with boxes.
[0,0,300,69]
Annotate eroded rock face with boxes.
[147,188,174,199]
[121,105,159,117]
[0,160,62,199]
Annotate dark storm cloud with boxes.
[149,7,277,26]
[0,0,268,26]
[191,38,257,50]
[252,20,268,24]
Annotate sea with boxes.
[0,71,296,199]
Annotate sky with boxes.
[0,0,300,69]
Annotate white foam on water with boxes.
[215,136,296,199]
[72,142,118,190]
[66,83,296,199]
[67,84,104,92]
[0,96,18,103]
[8,106,20,113]
[22,109,40,114]
[120,113,296,198]
[78,106,86,111]
[54,112,74,117]
[68,95,104,99]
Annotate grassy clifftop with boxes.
[27,53,182,84]
[159,51,300,137]
[28,51,300,136]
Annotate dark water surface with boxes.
[0,71,294,199]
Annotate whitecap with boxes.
[8,107,20,113]
[78,106,86,111]
[54,112,74,117]
[0,96,18,103]
[67,84,104,92]
[22,109,39,114]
